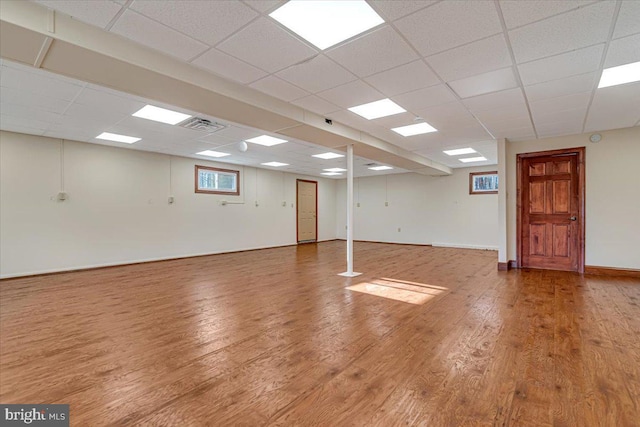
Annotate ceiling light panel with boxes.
[132,105,192,125]
[269,0,384,50]
[459,157,487,163]
[368,165,393,171]
[348,98,406,120]
[322,172,343,176]
[598,61,640,88]
[444,148,477,156]
[261,161,289,167]
[95,132,140,144]
[392,122,438,136]
[324,168,347,172]
[313,152,344,159]
[196,150,230,158]
[245,135,288,146]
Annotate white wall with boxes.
[336,167,499,250]
[0,131,336,278]
[505,126,640,269]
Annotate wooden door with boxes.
[518,147,585,272]
[297,180,317,243]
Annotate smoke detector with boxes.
[180,117,226,132]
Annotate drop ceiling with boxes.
[1,0,640,175]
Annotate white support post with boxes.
[339,144,361,277]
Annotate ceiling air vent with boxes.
[180,117,227,132]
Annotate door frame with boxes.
[516,146,585,272]
[296,179,318,243]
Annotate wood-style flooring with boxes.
[1,241,638,426]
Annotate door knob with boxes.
[569,216,577,221]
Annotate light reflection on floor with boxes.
[346,278,448,305]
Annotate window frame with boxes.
[195,165,240,196]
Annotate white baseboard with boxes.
[432,242,498,251]
[1,239,337,279]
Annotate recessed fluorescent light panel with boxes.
[312,152,344,159]
[322,172,342,176]
[392,122,437,136]
[368,165,393,171]
[598,61,640,88]
[324,168,347,172]
[459,157,487,163]
[444,148,477,156]
[269,0,384,50]
[246,135,288,146]
[261,161,289,167]
[196,150,230,158]
[132,105,191,125]
[348,99,406,120]
[95,132,140,144]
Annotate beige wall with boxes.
[506,126,640,269]
[336,166,499,250]
[0,131,337,278]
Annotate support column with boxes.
[339,144,361,277]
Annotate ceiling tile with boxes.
[532,106,587,127]
[426,34,513,82]
[290,95,341,116]
[73,87,146,115]
[368,0,436,22]
[130,0,258,46]
[509,1,615,63]
[369,112,417,129]
[34,0,123,29]
[326,25,418,78]
[499,1,596,29]
[395,0,502,56]
[249,76,309,102]
[604,33,640,68]
[536,117,585,139]
[0,64,85,101]
[390,131,448,153]
[529,92,591,119]
[448,67,519,99]
[517,44,604,86]
[276,55,356,93]
[317,80,383,109]
[392,84,457,112]
[110,10,209,61]
[217,18,318,73]
[0,86,71,114]
[413,101,479,129]
[613,0,640,39]
[473,102,532,131]
[364,60,439,97]
[440,123,493,141]
[585,81,640,132]
[462,88,525,112]
[243,0,285,13]
[524,72,597,102]
[191,48,267,84]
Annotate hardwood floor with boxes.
[1,241,638,426]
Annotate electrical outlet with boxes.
[221,200,227,206]
[168,196,175,204]
[282,201,287,207]
[385,201,389,207]
[255,201,259,207]
[57,192,68,202]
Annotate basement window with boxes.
[195,165,239,195]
